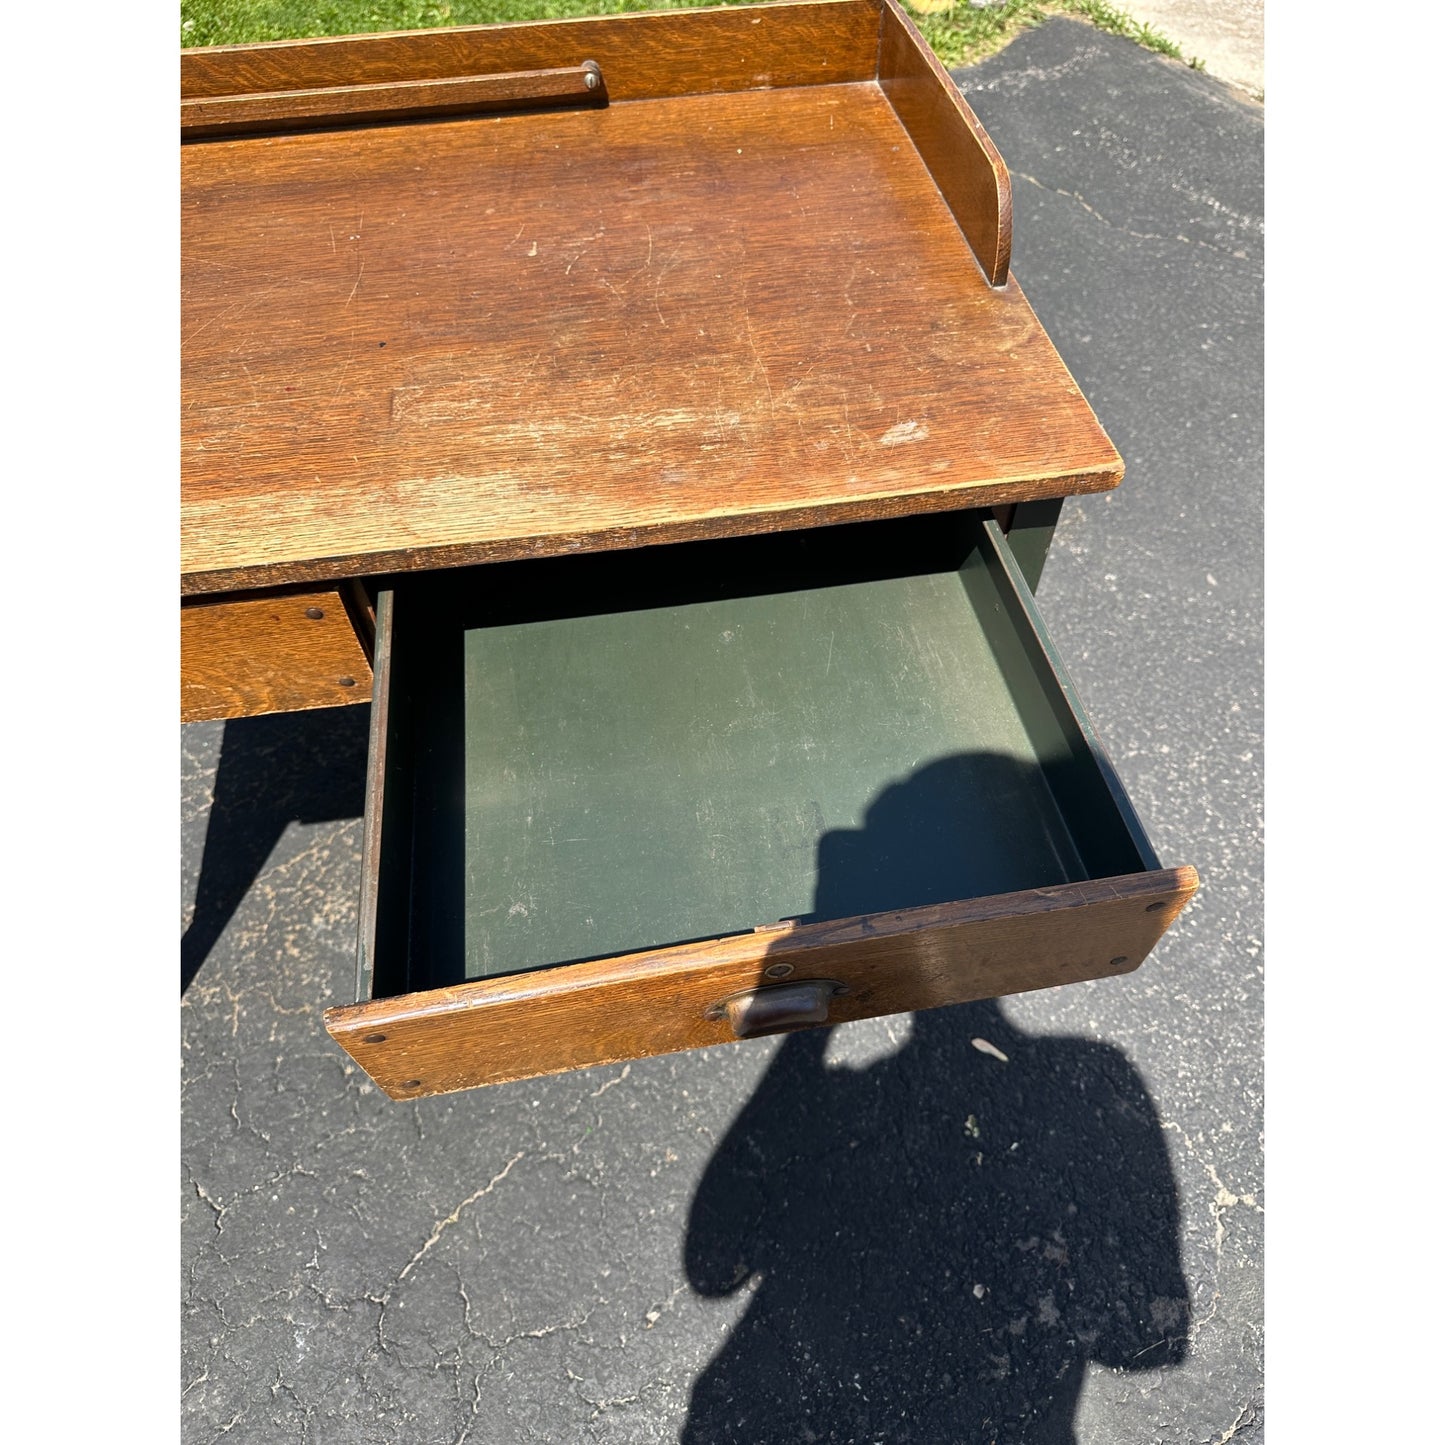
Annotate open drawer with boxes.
[325,512,1195,1096]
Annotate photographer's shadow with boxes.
[683,757,1190,1443]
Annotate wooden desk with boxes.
[181,0,1194,1095]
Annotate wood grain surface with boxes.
[182,79,1118,593]
[180,587,373,721]
[327,867,1198,1096]
[878,0,1012,285]
[181,1,882,104]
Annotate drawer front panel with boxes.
[326,868,1196,1098]
[181,587,373,723]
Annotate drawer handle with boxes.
[181,61,607,139]
[707,980,843,1039]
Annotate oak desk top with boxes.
[181,0,1121,596]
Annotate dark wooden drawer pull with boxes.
[182,61,605,139]
[710,980,842,1039]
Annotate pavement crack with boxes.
[954,47,1104,96]
[449,1374,485,1445]
[397,1152,526,1285]
[643,1281,688,1330]
[1012,170,1256,260]
[1168,178,1263,234]
[193,1179,226,1234]
[465,1288,598,1352]
[367,1155,528,1356]
[571,1378,643,1423]
[1202,1158,1264,1258]
[590,1063,631,1098]
[1203,1399,1261,1443]
[494,1308,593,1348]
[1161,1120,1262,1260]
[458,1275,483,1340]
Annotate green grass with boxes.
[180,0,1200,73]
[883,1,1190,70]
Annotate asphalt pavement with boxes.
[181,20,1263,1442]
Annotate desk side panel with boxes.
[878,0,1011,285]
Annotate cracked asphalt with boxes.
[181,21,1262,1442]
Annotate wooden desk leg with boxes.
[1002,497,1064,593]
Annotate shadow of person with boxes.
[682,758,1189,1443]
[181,705,369,994]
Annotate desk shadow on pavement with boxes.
[181,705,369,994]
[683,759,1189,1444]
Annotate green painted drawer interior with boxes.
[369,513,1155,997]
